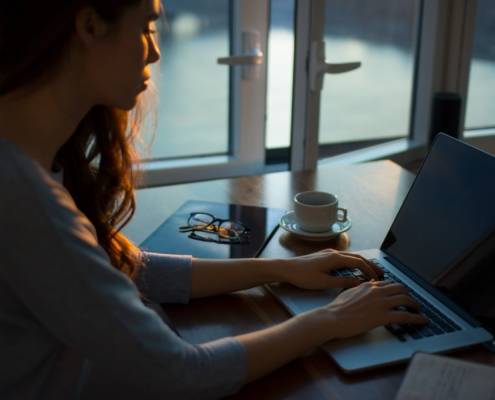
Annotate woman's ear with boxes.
[75,7,109,46]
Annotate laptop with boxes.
[268,133,495,372]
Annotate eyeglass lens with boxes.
[217,221,245,239]
[188,213,214,229]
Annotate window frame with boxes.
[139,0,495,187]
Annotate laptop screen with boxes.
[381,134,495,329]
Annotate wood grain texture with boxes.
[124,161,495,399]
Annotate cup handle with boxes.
[337,208,348,222]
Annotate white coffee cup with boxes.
[293,191,348,233]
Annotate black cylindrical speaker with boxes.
[429,92,463,144]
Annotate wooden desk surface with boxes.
[125,161,495,400]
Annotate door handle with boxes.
[310,41,361,92]
[324,62,361,74]
[217,49,264,66]
[217,31,264,80]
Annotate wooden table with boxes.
[124,161,495,400]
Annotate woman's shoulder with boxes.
[0,137,95,238]
[0,137,69,201]
[1,137,45,179]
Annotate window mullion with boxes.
[232,0,269,173]
[410,0,441,147]
[290,0,325,171]
[438,0,477,139]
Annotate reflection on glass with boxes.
[320,0,419,145]
[140,0,230,160]
[465,0,495,135]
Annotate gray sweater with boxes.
[0,138,247,399]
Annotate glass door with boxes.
[318,0,420,147]
[144,0,231,160]
[139,0,269,186]
[291,0,422,170]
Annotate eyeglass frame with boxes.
[187,230,249,244]
[178,212,250,244]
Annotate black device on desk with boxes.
[140,200,285,259]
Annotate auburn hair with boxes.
[0,0,152,280]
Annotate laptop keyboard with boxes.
[332,259,461,342]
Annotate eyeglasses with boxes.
[179,212,250,244]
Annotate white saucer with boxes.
[279,211,352,241]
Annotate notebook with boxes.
[395,352,495,400]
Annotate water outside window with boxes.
[266,0,420,149]
[141,0,230,160]
[318,0,419,145]
[142,1,495,161]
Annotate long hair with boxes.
[0,0,151,280]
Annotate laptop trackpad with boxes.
[323,327,414,372]
[267,283,341,315]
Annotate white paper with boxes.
[396,353,495,400]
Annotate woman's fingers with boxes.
[368,279,391,287]
[374,281,409,295]
[339,251,384,276]
[316,249,382,280]
[335,255,380,280]
[385,294,421,311]
[330,276,363,289]
[379,288,426,325]
[324,278,429,339]
[389,311,428,325]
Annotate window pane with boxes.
[465,0,495,136]
[266,0,295,150]
[319,0,419,145]
[141,1,230,160]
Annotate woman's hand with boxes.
[315,280,428,340]
[278,249,383,290]
[237,280,427,383]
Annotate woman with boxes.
[0,0,427,399]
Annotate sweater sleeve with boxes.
[0,153,247,399]
[135,252,193,304]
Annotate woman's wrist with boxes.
[299,307,339,346]
[292,308,336,351]
[261,257,293,284]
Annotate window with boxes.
[465,0,495,137]
[265,0,295,152]
[319,0,420,147]
[290,0,424,170]
[144,0,231,160]
[139,0,270,186]
[139,0,493,186]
